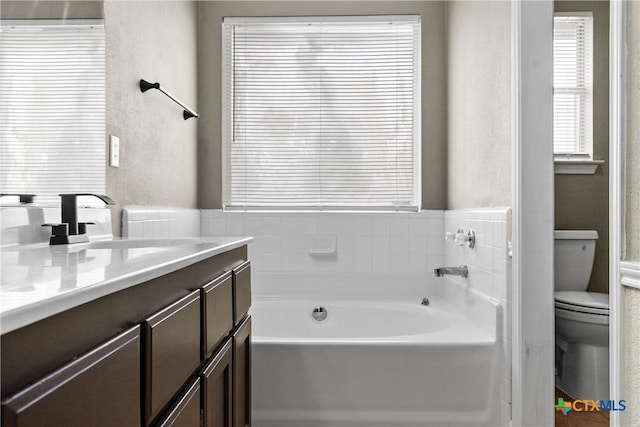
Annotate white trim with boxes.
[0,19,103,28]
[220,20,231,207]
[511,1,555,425]
[414,23,423,210]
[609,1,626,425]
[554,160,604,175]
[223,205,420,213]
[511,2,521,422]
[220,17,421,209]
[222,15,421,24]
[621,261,640,289]
[554,11,594,18]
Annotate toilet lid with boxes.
[555,291,609,315]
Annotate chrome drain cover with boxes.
[312,306,328,321]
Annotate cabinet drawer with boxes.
[233,316,251,427]
[202,272,233,359]
[202,339,233,427]
[155,379,201,427]
[2,326,141,427]
[143,291,201,425]
[232,262,251,326]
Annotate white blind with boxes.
[553,14,593,157]
[222,16,421,210]
[0,21,105,204]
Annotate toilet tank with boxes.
[554,230,598,292]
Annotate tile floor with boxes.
[555,388,610,427]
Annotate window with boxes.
[553,13,593,159]
[222,16,421,210]
[0,20,105,204]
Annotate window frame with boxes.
[221,15,422,212]
[552,12,594,161]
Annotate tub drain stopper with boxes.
[312,306,328,321]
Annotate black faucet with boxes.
[43,194,116,245]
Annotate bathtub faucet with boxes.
[434,265,468,278]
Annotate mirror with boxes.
[0,2,106,205]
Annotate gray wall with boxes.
[445,1,511,209]
[625,1,640,263]
[197,1,447,210]
[624,2,640,425]
[625,287,640,426]
[554,1,609,294]
[105,1,198,211]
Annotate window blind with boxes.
[222,16,421,210]
[0,21,105,205]
[553,14,593,157]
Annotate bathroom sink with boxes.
[1,238,216,253]
[85,238,209,250]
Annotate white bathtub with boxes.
[251,297,503,427]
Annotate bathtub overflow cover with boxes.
[312,306,328,321]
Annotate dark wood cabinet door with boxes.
[233,316,251,427]
[1,326,141,427]
[202,339,233,427]
[202,272,233,360]
[143,291,201,425]
[232,262,251,326]
[155,379,201,427]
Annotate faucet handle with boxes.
[42,223,69,237]
[454,230,468,245]
[1,194,35,204]
[78,222,95,234]
[454,229,476,249]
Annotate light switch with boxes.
[109,135,120,167]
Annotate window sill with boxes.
[554,159,604,175]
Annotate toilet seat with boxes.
[554,291,609,315]
[555,304,609,326]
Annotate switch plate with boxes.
[109,135,120,167]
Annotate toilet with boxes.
[554,230,609,401]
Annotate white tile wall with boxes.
[443,208,511,300]
[443,207,512,425]
[200,210,444,277]
[122,207,200,238]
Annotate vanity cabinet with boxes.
[155,380,202,427]
[233,316,252,427]
[1,246,252,427]
[143,290,201,425]
[202,340,233,427]
[1,326,141,427]
[233,261,251,326]
[202,272,233,360]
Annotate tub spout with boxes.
[434,265,468,278]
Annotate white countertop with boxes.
[0,236,252,334]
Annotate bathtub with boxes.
[251,295,503,427]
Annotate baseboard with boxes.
[621,260,640,289]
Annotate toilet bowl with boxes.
[554,231,609,401]
[555,291,609,400]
